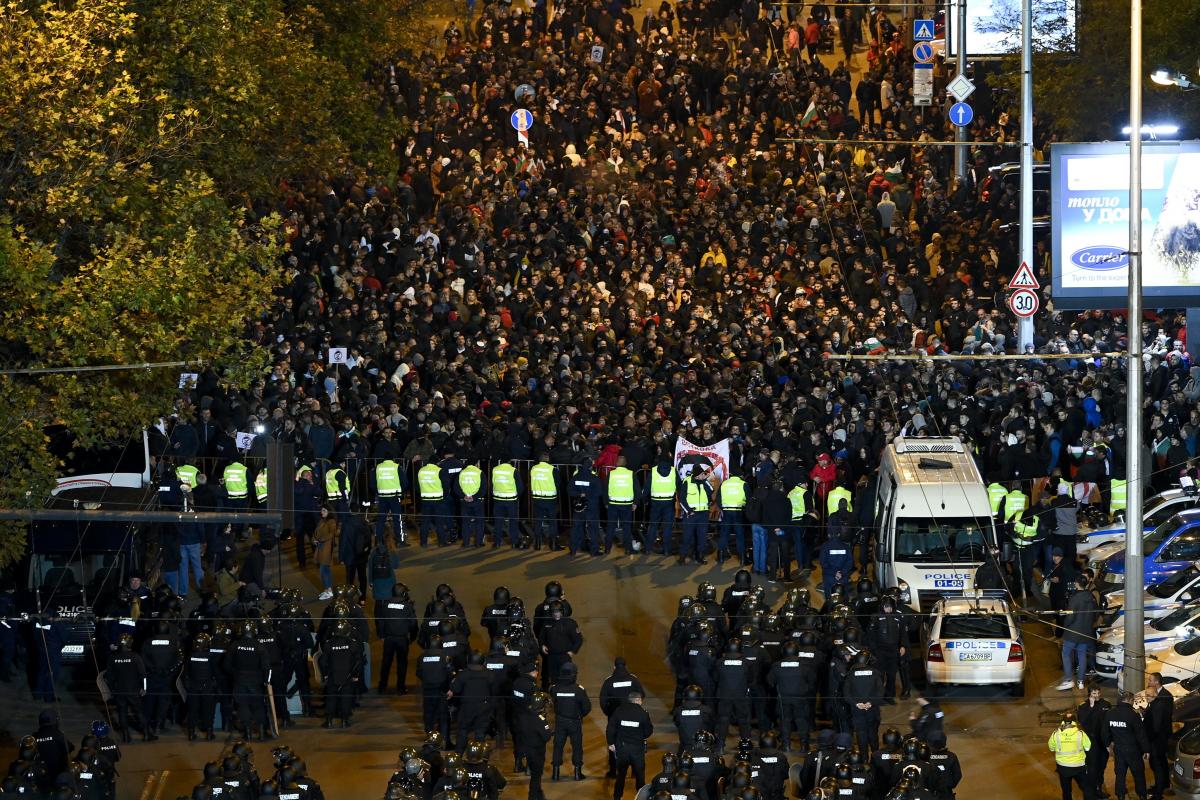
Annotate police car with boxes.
[1101,563,1200,626]
[923,593,1025,696]
[1079,485,1200,557]
[1096,602,1200,679]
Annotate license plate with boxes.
[61,645,84,655]
[957,652,992,662]
[934,579,964,588]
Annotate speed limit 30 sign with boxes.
[1008,288,1040,318]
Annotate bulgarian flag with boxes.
[800,98,819,127]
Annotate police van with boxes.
[873,437,998,611]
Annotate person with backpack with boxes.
[369,537,397,603]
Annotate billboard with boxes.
[946,0,1076,56]
[1051,141,1200,310]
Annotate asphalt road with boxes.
[0,541,1099,799]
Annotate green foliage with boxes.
[988,0,1200,141]
[0,0,451,566]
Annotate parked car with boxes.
[1101,511,1200,587]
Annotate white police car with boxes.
[1101,563,1200,626]
[924,593,1025,696]
[1096,602,1200,679]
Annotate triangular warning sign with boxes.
[1008,262,1040,290]
[914,21,933,39]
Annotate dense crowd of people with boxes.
[16,0,1200,795]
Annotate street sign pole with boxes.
[1017,0,1034,353]
[955,0,968,180]
[1123,0,1146,694]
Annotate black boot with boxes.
[187,727,196,742]
[322,718,333,728]
[551,766,560,781]
[574,766,585,781]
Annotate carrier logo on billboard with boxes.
[1051,141,1200,309]
[1070,246,1128,271]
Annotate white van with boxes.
[874,437,998,611]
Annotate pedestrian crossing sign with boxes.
[913,19,935,41]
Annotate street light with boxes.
[1150,66,1194,89]
[1121,123,1180,139]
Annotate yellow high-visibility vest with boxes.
[788,486,808,519]
[1111,479,1128,512]
[376,460,402,497]
[176,464,200,490]
[987,483,1008,514]
[720,477,747,509]
[255,469,268,502]
[608,467,635,504]
[492,463,518,501]
[325,467,347,500]
[224,462,248,499]
[686,480,709,513]
[530,462,557,498]
[458,464,482,497]
[827,486,853,515]
[417,463,444,500]
[1048,726,1090,767]
[1004,490,1028,522]
[650,467,677,500]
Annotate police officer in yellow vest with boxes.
[529,455,561,550]
[176,463,200,493]
[787,483,812,572]
[1048,710,1091,800]
[491,460,523,548]
[679,467,713,566]
[827,484,853,517]
[456,461,486,547]
[718,472,748,566]
[1111,477,1128,518]
[254,466,276,539]
[606,456,638,555]
[416,458,449,547]
[325,456,351,520]
[222,459,250,538]
[643,456,677,557]
[374,459,406,544]
[1012,506,1040,600]
[987,481,1008,518]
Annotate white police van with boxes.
[874,437,997,611]
[923,593,1025,696]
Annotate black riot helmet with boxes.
[734,569,752,590]
[677,596,695,616]
[260,779,280,796]
[903,737,922,760]
[843,626,863,645]
[857,578,875,595]
[203,761,221,780]
[847,748,865,767]
[697,581,717,602]
[530,691,550,713]
[694,730,716,751]
[493,586,511,606]
[467,650,485,667]
[118,633,134,651]
[684,684,703,702]
[853,648,872,665]
[782,640,800,657]
[725,639,741,655]
[192,787,214,800]
[507,599,526,619]
[435,584,453,602]
[392,583,410,599]
[465,739,489,764]
[799,630,817,647]
[836,763,853,782]
[544,581,563,599]
[661,752,678,773]
[759,730,780,750]
[672,772,692,790]
[424,731,445,751]
[882,727,902,748]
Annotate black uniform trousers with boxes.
[1086,741,1109,798]
[379,637,411,691]
[422,690,450,736]
[553,717,584,767]
[850,706,880,754]
[281,650,312,711]
[188,688,217,733]
[613,744,646,800]
[1058,764,1094,800]
[325,678,355,720]
[233,680,266,731]
[1148,736,1170,797]
[457,702,491,753]
[143,674,173,732]
[1113,749,1147,800]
